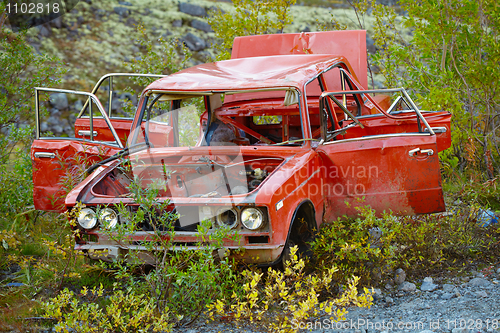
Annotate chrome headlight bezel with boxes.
[99,207,118,229]
[241,207,264,230]
[77,208,98,230]
[215,207,239,229]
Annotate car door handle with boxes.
[409,148,434,157]
[421,149,434,155]
[424,127,447,134]
[34,152,56,158]
[78,130,98,137]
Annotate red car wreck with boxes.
[30,31,452,264]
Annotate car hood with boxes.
[66,145,310,207]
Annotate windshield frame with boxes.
[129,88,308,148]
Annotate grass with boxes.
[20,243,47,257]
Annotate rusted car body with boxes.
[31,31,452,264]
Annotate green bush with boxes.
[208,0,296,60]
[45,285,173,333]
[207,246,373,333]
[312,204,500,284]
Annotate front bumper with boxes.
[75,230,283,264]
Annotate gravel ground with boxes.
[178,269,500,333]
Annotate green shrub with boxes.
[207,246,373,333]
[45,285,172,333]
[208,0,296,60]
[312,204,500,283]
[312,205,401,284]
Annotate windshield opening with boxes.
[129,89,306,148]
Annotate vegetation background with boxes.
[0,0,499,331]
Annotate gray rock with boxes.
[172,19,183,27]
[52,125,63,134]
[49,93,68,110]
[74,100,83,111]
[469,277,491,287]
[114,6,131,18]
[40,122,49,132]
[38,24,51,37]
[442,283,456,292]
[190,19,213,32]
[49,16,63,29]
[368,227,382,246]
[126,17,137,26]
[95,8,107,18]
[119,1,132,5]
[370,267,382,282]
[440,292,454,300]
[366,35,377,53]
[120,92,137,105]
[475,290,488,298]
[398,282,416,292]
[183,33,206,51]
[111,98,122,111]
[420,277,438,291]
[394,268,406,285]
[179,3,207,17]
[385,296,394,304]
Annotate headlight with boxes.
[78,208,97,229]
[241,208,264,230]
[99,208,118,229]
[216,207,238,229]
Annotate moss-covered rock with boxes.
[29,0,403,90]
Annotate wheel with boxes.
[280,212,315,269]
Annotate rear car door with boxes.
[31,88,124,212]
[74,73,166,147]
[316,90,446,221]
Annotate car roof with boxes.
[145,54,350,93]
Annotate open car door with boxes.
[316,88,447,220]
[31,88,125,212]
[31,74,166,212]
